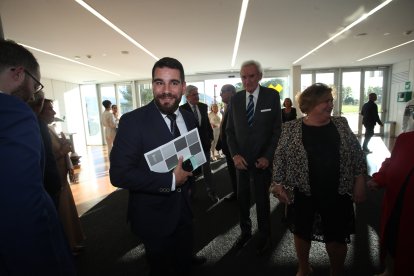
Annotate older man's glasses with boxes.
[24,69,44,93]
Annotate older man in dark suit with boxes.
[226,60,282,255]
[110,57,203,276]
[181,85,219,203]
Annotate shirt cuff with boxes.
[171,173,176,191]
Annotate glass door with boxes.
[363,70,384,134]
[341,71,362,134]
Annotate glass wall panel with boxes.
[364,70,384,134]
[139,83,153,106]
[301,74,312,91]
[341,71,362,133]
[117,84,133,115]
[261,77,288,104]
[315,72,334,86]
[100,85,116,105]
[80,85,102,145]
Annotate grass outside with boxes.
[341,105,359,114]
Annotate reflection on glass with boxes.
[80,85,102,145]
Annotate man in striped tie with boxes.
[226,60,282,255]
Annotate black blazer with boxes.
[110,101,197,241]
[226,86,282,167]
[218,105,231,155]
[180,102,213,152]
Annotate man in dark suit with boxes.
[226,60,282,255]
[110,57,201,276]
[218,84,237,201]
[361,92,383,153]
[0,39,75,275]
[181,85,219,203]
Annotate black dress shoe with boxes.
[224,193,236,201]
[191,256,207,266]
[233,233,252,250]
[256,237,271,256]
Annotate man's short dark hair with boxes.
[152,57,185,83]
[0,39,39,73]
[102,100,112,108]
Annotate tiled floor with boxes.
[71,135,394,216]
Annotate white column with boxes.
[290,65,302,117]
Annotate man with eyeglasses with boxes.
[0,39,75,275]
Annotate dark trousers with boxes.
[362,125,374,150]
[144,221,193,276]
[225,154,237,195]
[237,168,271,237]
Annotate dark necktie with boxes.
[246,94,254,127]
[166,113,181,138]
[192,105,200,126]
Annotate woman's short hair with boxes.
[296,83,334,114]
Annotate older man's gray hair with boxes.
[185,85,198,96]
[240,60,263,75]
[221,84,236,94]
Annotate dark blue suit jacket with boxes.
[0,93,75,275]
[110,101,197,241]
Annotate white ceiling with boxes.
[1,0,414,84]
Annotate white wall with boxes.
[389,57,414,135]
[42,78,87,156]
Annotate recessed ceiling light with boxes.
[356,33,367,37]
[384,33,390,36]
[74,56,81,60]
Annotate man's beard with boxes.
[11,80,33,102]
[154,92,181,114]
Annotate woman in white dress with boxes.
[208,103,221,160]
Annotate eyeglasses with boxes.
[24,69,44,93]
